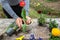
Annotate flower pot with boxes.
[22,20,33,33]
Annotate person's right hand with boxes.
[16,17,22,29]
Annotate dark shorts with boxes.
[3,4,23,18]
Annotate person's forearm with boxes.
[1,0,19,19]
[24,0,29,16]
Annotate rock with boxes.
[0,19,50,40]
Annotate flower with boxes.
[52,28,60,36]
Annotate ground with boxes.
[0,19,50,40]
[39,0,60,11]
[30,0,60,11]
[30,0,60,17]
[0,0,60,40]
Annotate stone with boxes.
[0,19,50,40]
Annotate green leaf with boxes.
[22,24,26,33]
[38,14,46,25]
[6,22,15,31]
[21,9,27,33]
[21,9,27,21]
[49,20,58,30]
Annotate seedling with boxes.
[6,22,19,36]
[6,9,28,35]
[49,19,58,32]
[21,9,27,33]
[6,22,15,31]
[38,14,46,26]
[49,32,60,40]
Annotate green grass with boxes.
[0,4,59,18]
[29,8,40,18]
[0,5,7,18]
[45,0,59,2]
[29,8,58,18]
[0,5,3,11]
[30,0,60,17]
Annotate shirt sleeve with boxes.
[1,0,19,19]
[24,0,29,16]
[0,0,1,3]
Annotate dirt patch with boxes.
[38,0,60,11]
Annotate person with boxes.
[0,0,31,29]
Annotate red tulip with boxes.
[19,1,25,7]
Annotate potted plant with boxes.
[49,19,58,32]
[21,9,31,33]
[38,14,46,26]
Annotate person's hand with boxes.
[26,16,31,25]
[16,17,22,29]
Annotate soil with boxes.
[38,0,60,11]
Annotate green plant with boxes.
[29,8,40,18]
[49,19,60,40]
[46,0,58,2]
[49,33,60,40]
[6,22,15,31]
[42,7,55,14]
[42,8,48,14]
[21,9,27,33]
[38,14,46,26]
[49,19,58,32]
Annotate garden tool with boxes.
[16,35,24,40]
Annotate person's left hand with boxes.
[26,16,31,25]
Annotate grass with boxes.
[0,4,59,18]
[0,5,3,11]
[30,0,60,18]
[45,0,59,2]
[29,8,40,18]
[0,6,59,18]
[0,4,40,18]
[29,8,59,18]
[0,5,6,18]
